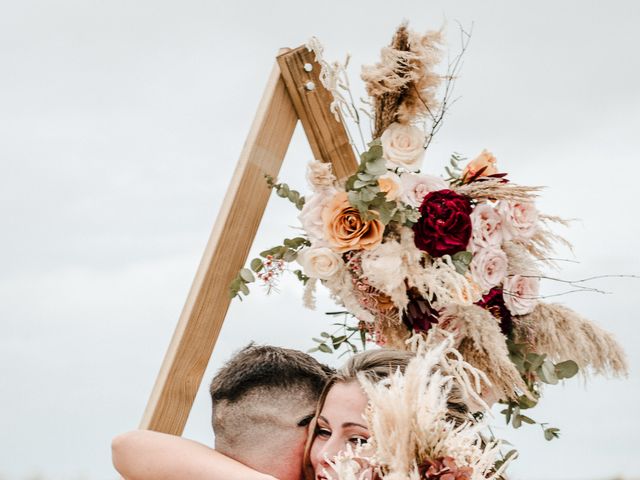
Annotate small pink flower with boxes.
[400,174,449,207]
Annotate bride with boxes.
[113,347,470,480]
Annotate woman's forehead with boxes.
[321,381,368,423]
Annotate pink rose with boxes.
[503,274,539,315]
[499,201,539,240]
[380,122,426,171]
[400,174,449,207]
[469,203,504,252]
[470,247,508,293]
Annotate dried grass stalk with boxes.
[436,304,531,402]
[454,178,542,203]
[514,302,628,377]
[362,23,443,138]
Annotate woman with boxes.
[112,348,466,480]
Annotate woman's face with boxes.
[310,381,370,480]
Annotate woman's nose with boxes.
[316,437,342,468]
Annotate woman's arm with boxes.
[111,430,277,480]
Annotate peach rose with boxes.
[380,122,426,171]
[462,150,498,181]
[322,192,384,252]
[377,172,402,200]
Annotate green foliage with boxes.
[501,339,580,440]
[444,152,466,185]
[229,236,311,300]
[451,250,473,274]
[265,174,305,210]
[308,312,369,357]
[344,141,420,227]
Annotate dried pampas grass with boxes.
[437,304,531,402]
[515,302,628,377]
[454,178,542,203]
[361,23,444,138]
[357,336,508,480]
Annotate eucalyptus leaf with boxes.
[283,250,297,262]
[538,359,559,385]
[250,258,263,272]
[555,360,579,379]
[452,250,473,265]
[318,343,332,354]
[239,268,255,283]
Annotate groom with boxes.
[209,344,332,480]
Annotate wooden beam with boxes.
[277,46,358,179]
[140,52,298,435]
[140,45,359,435]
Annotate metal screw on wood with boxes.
[303,63,313,72]
[304,81,315,91]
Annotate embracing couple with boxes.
[112,344,468,480]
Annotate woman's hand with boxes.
[112,430,278,480]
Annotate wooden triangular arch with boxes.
[140,46,358,435]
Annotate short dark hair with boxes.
[209,343,332,404]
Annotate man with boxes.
[209,344,331,480]
[112,344,331,480]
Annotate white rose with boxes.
[470,247,508,293]
[499,201,538,240]
[377,171,402,200]
[469,203,504,252]
[503,274,539,315]
[380,122,426,171]
[298,189,336,244]
[297,247,342,280]
[400,173,448,207]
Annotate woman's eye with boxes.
[315,427,331,438]
[349,436,368,446]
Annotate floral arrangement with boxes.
[230,23,627,438]
[325,337,513,480]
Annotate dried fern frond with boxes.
[514,302,628,377]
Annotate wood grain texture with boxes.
[139,53,298,434]
[277,46,358,180]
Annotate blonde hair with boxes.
[302,348,469,479]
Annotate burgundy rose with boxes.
[413,189,472,257]
[402,290,439,334]
[476,287,512,336]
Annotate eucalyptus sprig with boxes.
[229,236,310,300]
[308,311,369,357]
[345,140,420,226]
[499,340,579,440]
[265,174,305,210]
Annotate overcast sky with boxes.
[1,1,639,479]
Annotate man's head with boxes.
[210,344,331,480]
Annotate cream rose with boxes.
[298,189,336,244]
[503,274,539,315]
[499,201,539,240]
[462,149,498,181]
[399,173,448,207]
[377,171,402,200]
[306,160,335,191]
[469,203,504,252]
[297,247,342,280]
[380,122,426,171]
[470,247,508,293]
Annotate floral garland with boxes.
[230,23,627,441]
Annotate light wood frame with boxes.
[140,45,358,435]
